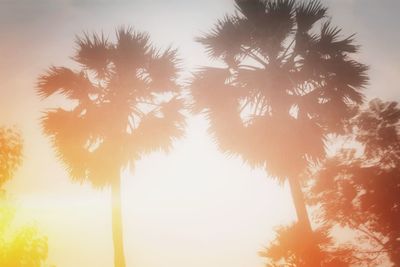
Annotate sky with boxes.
[0,0,399,266]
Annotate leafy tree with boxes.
[0,127,23,186]
[0,219,49,267]
[310,99,400,265]
[261,223,353,267]
[190,0,367,264]
[37,27,185,267]
[0,127,51,267]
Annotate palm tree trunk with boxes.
[111,177,126,267]
[288,176,321,267]
[288,176,312,232]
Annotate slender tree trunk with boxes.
[288,176,312,232]
[111,177,126,267]
[288,176,321,267]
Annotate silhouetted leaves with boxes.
[192,1,369,266]
[191,0,368,181]
[38,26,185,267]
[0,127,22,187]
[74,32,111,79]
[0,128,52,267]
[0,222,49,267]
[296,0,327,33]
[261,223,354,267]
[37,67,95,100]
[38,26,185,188]
[309,99,400,265]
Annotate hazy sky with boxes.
[1,1,399,267]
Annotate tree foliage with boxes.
[0,127,23,187]
[261,223,354,267]
[0,127,51,267]
[37,27,185,187]
[309,99,400,265]
[190,0,368,180]
[0,213,49,267]
[37,26,185,267]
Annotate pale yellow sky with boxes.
[1,0,399,266]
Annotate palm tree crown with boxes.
[38,27,185,267]
[38,27,185,187]
[191,0,368,180]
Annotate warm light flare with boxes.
[1,0,399,267]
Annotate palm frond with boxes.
[296,0,327,33]
[237,0,296,59]
[39,26,186,187]
[114,26,151,71]
[86,139,121,188]
[190,67,242,113]
[145,47,180,93]
[333,59,369,89]
[205,98,245,158]
[131,97,185,154]
[191,0,368,183]
[73,32,111,79]
[317,22,359,55]
[241,115,324,179]
[265,0,295,16]
[264,0,296,59]
[37,67,94,100]
[41,109,90,181]
[235,0,267,18]
[196,15,245,64]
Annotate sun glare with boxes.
[1,0,399,267]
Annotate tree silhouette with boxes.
[260,223,353,267]
[0,220,50,267]
[0,126,23,186]
[0,127,52,267]
[37,27,185,267]
[310,99,400,265]
[190,0,368,264]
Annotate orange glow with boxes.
[1,1,399,267]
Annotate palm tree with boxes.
[190,0,368,263]
[37,27,185,267]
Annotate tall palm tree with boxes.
[37,27,185,267]
[190,0,368,263]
